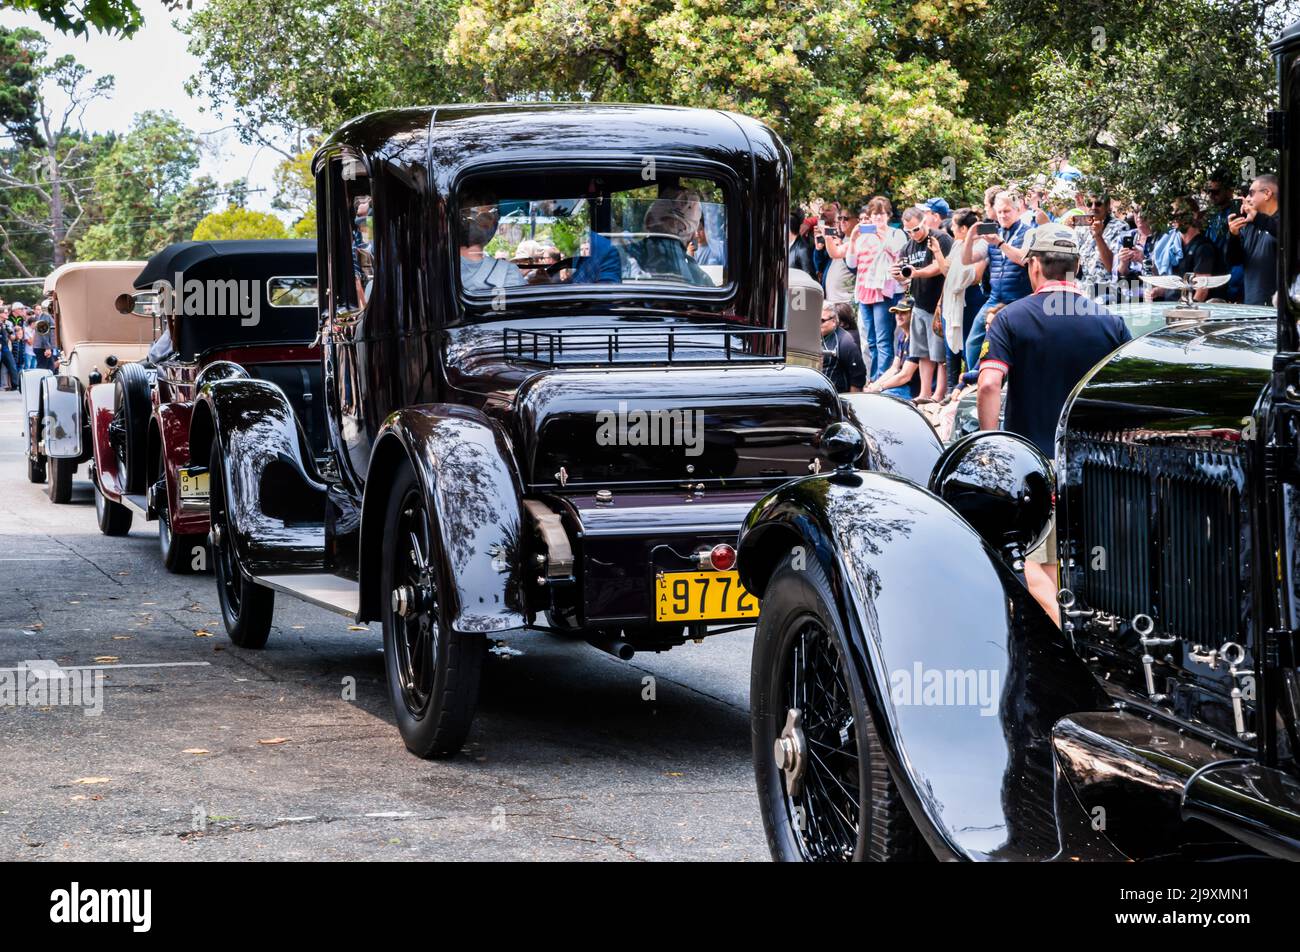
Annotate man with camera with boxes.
[892,206,953,401]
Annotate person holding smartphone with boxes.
[819,207,856,304]
[961,190,1032,374]
[848,195,907,380]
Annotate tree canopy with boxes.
[192,205,288,241]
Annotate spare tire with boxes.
[112,362,152,494]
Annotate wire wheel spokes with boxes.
[782,619,862,861]
[394,489,439,715]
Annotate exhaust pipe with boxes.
[588,635,635,661]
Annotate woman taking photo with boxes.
[846,196,906,379]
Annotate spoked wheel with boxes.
[209,437,273,647]
[751,553,925,862]
[47,456,74,503]
[156,446,202,574]
[381,461,484,759]
[93,467,133,536]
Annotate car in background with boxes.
[87,240,319,576]
[21,261,148,501]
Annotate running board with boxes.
[121,493,149,517]
[252,572,360,619]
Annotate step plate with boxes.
[252,572,360,619]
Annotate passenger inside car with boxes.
[459,197,527,292]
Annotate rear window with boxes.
[455,170,730,300]
[267,276,318,308]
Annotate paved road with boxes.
[0,390,765,860]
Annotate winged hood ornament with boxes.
[1139,271,1231,307]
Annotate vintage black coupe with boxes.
[735,33,1300,862]
[190,104,938,758]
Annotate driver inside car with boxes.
[459,197,527,292]
[625,187,713,287]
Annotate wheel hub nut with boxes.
[391,585,415,617]
[774,708,807,797]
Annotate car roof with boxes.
[319,103,783,193]
[134,239,316,290]
[43,261,150,348]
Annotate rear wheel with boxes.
[381,461,484,758]
[751,552,926,862]
[111,362,151,494]
[46,456,73,503]
[93,468,133,536]
[209,436,273,647]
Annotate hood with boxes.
[1063,319,1274,441]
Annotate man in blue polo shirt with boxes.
[977,223,1131,626]
[961,190,1032,374]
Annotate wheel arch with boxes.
[192,377,326,576]
[358,406,527,635]
[738,470,1117,861]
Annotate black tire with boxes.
[209,436,274,647]
[381,461,484,759]
[26,454,46,483]
[93,472,133,536]
[112,362,151,494]
[751,552,926,862]
[47,456,73,503]
[156,447,202,574]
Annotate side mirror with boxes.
[928,431,1054,567]
[818,422,865,471]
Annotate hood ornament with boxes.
[555,466,568,487]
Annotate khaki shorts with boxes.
[1026,515,1057,565]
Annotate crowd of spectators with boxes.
[0,300,55,391]
[789,167,1280,408]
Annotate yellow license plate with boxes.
[655,570,759,622]
[179,468,209,499]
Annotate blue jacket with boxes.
[987,220,1032,302]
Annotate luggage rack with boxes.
[502,324,786,368]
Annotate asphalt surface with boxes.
[0,389,765,861]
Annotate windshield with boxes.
[455,171,730,298]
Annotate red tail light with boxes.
[708,543,736,571]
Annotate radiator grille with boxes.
[1081,461,1152,620]
[1157,474,1240,644]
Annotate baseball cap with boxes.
[923,197,951,218]
[889,295,915,314]
[1023,223,1080,255]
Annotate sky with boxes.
[0,1,281,215]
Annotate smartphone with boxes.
[859,224,877,235]
[975,222,998,236]
[1121,234,1135,249]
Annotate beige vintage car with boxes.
[23,261,148,501]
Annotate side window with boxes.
[327,155,373,314]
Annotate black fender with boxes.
[359,405,526,634]
[191,377,327,575]
[736,470,1117,861]
[839,392,942,482]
